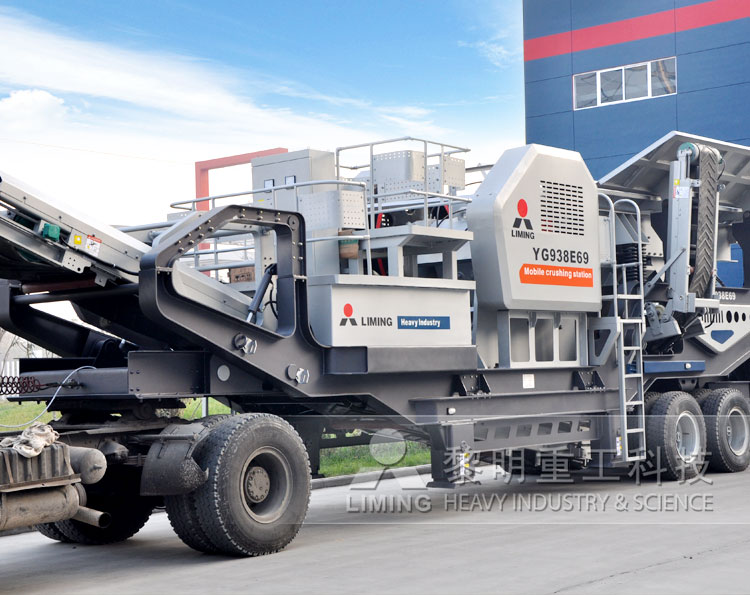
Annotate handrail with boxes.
[306,234,371,243]
[183,244,254,257]
[375,189,472,203]
[338,149,468,171]
[169,179,375,276]
[335,136,469,154]
[335,137,470,229]
[170,179,366,210]
[613,198,645,305]
[168,142,471,277]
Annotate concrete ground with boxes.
[2,465,750,594]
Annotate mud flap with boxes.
[140,422,211,496]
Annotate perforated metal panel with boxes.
[539,180,585,236]
[428,156,466,190]
[372,151,465,203]
[372,151,426,186]
[297,190,366,231]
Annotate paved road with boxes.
[3,465,750,594]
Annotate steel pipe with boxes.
[72,505,111,528]
[13,283,138,305]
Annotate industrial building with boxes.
[523,0,750,178]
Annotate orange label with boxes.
[519,264,594,287]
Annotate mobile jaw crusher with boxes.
[0,132,749,556]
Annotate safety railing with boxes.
[170,179,373,276]
[335,136,471,229]
[164,138,474,279]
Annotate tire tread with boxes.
[701,388,750,473]
[193,413,310,557]
[646,391,706,480]
[166,414,231,553]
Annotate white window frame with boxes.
[573,56,676,110]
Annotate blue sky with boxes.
[0,1,524,222]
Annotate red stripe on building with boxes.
[524,0,750,62]
[524,30,571,62]
[676,0,750,29]
[571,10,675,54]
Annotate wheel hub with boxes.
[726,406,749,456]
[244,466,271,503]
[239,446,293,523]
[675,411,700,463]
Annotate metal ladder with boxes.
[600,197,647,463]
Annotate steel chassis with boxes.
[4,199,750,486]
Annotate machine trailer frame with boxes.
[1,132,750,555]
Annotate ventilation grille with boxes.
[539,180,584,236]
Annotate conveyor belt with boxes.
[689,144,721,298]
[0,171,149,285]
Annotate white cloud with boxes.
[0,8,449,146]
[0,8,524,226]
[377,106,432,119]
[0,90,68,130]
[474,40,521,69]
[379,114,448,139]
[459,0,524,70]
[0,9,364,148]
[458,37,522,69]
[0,9,460,224]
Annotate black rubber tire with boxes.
[646,391,707,480]
[54,495,155,545]
[644,392,662,414]
[701,388,750,473]
[53,467,157,545]
[165,414,231,554]
[692,388,713,406]
[193,413,311,557]
[35,522,72,543]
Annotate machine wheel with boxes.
[54,495,155,545]
[193,413,311,557]
[701,388,750,473]
[646,391,707,480]
[35,522,72,543]
[692,388,713,406]
[166,414,231,553]
[644,392,662,414]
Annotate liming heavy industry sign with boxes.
[339,304,450,329]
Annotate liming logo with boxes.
[340,303,357,326]
[512,198,534,239]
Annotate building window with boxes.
[600,68,623,103]
[573,57,676,110]
[625,64,648,100]
[651,57,677,96]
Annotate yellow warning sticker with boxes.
[73,235,82,245]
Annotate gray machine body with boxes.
[2,131,750,491]
[468,144,601,312]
